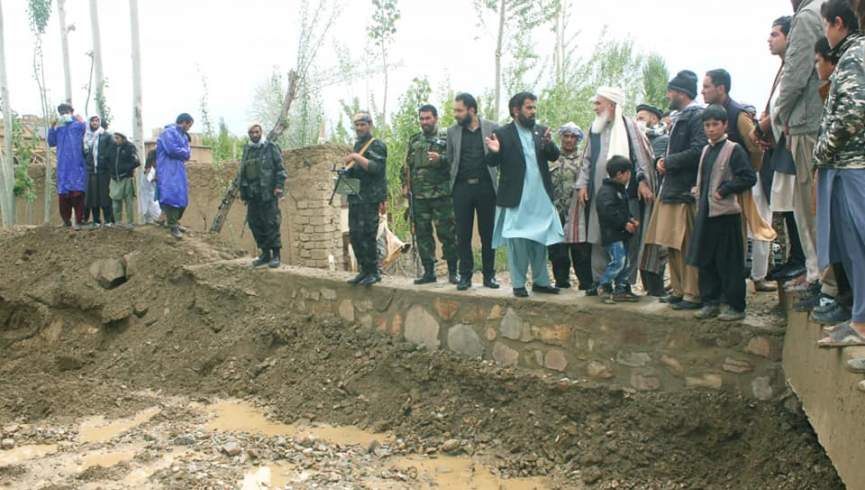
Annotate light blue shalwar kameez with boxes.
[493,124,565,289]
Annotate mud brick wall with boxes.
[188,262,787,402]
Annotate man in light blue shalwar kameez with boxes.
[485,92,564,297]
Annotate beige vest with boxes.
[693,140,742,218]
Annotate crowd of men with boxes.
[340,0,865,392]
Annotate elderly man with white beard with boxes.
[570,87,655,299]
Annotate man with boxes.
[402,105,458,285]
[634,103,669,297]
[814,0,865,349]
[701,69,778,293]
[47,104,87,229]
[344,112,388,287]
[575,87,654,298]
[447,93,500,291]
[485,92,562,298]
[157,113,194,239]
[105,130,140,226]
[83,115,114,227]
[239,123,287,269]
[771,0,823,294]
[549,122,592,290]
[644,70,707,310]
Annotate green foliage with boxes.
[641,54,670,110]
[368,0,400,49]
[10,116,38,202]
[26,0,53,35]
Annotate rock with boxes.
[1,438,14,450]
[367,439,381,454]
[320,288,338,301]
[338,300,355,322]
[440,439,461,454]
[499,308,525,340]
[389,313,403,337]
[56,355,84,372]
[752,376,774,401]
[433,299,459,321]
[630,369,661,391]
[544,350,568,372]
[616,352,652,368]
[492,342,519,367]
[122,251,142,279]
[359,314,373,329]
[220,441,242,457]
[534,324,571,346]
[745,336,781,360]
[586,361,614,379]
[686,374,723,390]
[487,304,504,320]
[722,357,753,374]
[133,303,150,318]
[404,306,441,350]
[447,324,485,358]
[2,424,19,435]
[485,327,497,341]
[660,355,684,375]
[173,434,195,446]
[89,258,127,289]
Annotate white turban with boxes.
[595,86,626,107]
[594,86,629,161]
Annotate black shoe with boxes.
[613,288,640,303]
[777,265,806,282]
[795,291,828,312]
[811,303,852,325]
[533,285,560,295]
[457,275,472,291]
[555,281,572,289]
[483,276,500,289]
[447,261,460,285]
[660,294,683,304]
[585,286,599,297]
[347,272,367,285]
[671,300,702,310]
[814,298,840,315]
[268,249,281,269]
[414,264,437,285]
[513,287,529,298]
[359,272,382,286]
[252,250,271,268]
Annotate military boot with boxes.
[268,248,281,269]
[252,249,271,268]
[414,262,437,285]
[447,260,459,285]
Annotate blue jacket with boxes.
[48,120,87,194]
[156,124,191,208]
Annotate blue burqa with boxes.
[47,120,87,194]
[156,124,191,208]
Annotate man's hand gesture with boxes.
[543,127,552,145]
[485,133,500,153]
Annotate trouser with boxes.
[349,202,380,274]
[598,241,629,289]
[829,174,865,323]
[413,196,458,266]
[698,214,747,313]
[247,198,282,250]
[58,191,85,226]
[549,242,592,289]
[505,237,552,289]
[669,203,700,303]
[85,206,113,224]
[452,180,496,277]
[751,240,771,281]
[625,199,642,284]
[162,205,185,227]
[110,178,136,225]
[835,263,852,309]
[789,135,819,283]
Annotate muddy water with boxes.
[81,447,139,468]
[0,444,57,465]
[78,406,161,443]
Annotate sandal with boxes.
[822,322,848,336]
[817,323,865,348]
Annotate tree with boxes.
[0,0,15,226]
[57,0,72,104]
[89,0,109,122]
[641,53,670,110]
[368,0,400,126]
[27,0,53,224]
[129,0,144,184]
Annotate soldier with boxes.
[345,112,388,287]
[402,105,459,285]
[239,123,287,269]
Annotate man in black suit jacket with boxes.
[485,92,565,297]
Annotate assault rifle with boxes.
[210,175,240,233]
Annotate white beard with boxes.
[591,112,611,134]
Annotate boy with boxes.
[104,131,140,226]
[688,105,757,322]
[595,156,640,304]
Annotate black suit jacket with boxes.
[484,122,560,208]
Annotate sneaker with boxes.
[170,225,182,240]
[695,305,721,320]
[718,306,746,322]
[811,303,852,325]
[795,291,827,312]
[252,255,270,268]
[268,256,281,269]
[813,298,839,315]
[660,294,683,304]
[602,292,616,305]
[846,358,865,374]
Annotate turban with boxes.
[559,122,585,141]
[594,86,626,107]
[352,112,373,125]
[247,122,264,133]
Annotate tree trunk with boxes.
[0,0,15,227]
[129,0,143,156]
[89,0,106,120]
[554,2,563,85]
[266,70,300,143]
[57,0,72,104]
[381,48,388,126]
[493,0,506,120]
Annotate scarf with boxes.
[596,87,629,162]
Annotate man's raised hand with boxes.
[485,133,500,153]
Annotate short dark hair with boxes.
[706,69,732,95]
[57,103,74,115]
[418,104,438,118]
[702,104,729,123]
[821,0,859,31]
[508,92,537,118]
[815,36,840,63]
[176,113,194,124]
[773,16,792,36]
[606,156,632,178]
[454,93,478,114]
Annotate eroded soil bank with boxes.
[0,226,843,489]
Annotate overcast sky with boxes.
[3,0,796,139]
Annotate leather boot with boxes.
[447,260,460,285]
[414,262,437,285]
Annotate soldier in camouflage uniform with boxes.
[344,112,389,287]
[239,123,287,268]
[402,105,459,285]
[548,123,593,290]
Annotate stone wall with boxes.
[187,261,786,401]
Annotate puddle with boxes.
[392,455,554,490]
[240,463,299,489]
[81,447,138,469]
[206,400,389,447]
[0,444,58,466]
[79,407,161,444]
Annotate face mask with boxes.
[636,120,648,134]
[60,114,73,124]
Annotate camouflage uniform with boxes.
[239,141,287,251]
[548,151,593,289]
[402,128,458,270]
[346,135,388,275]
